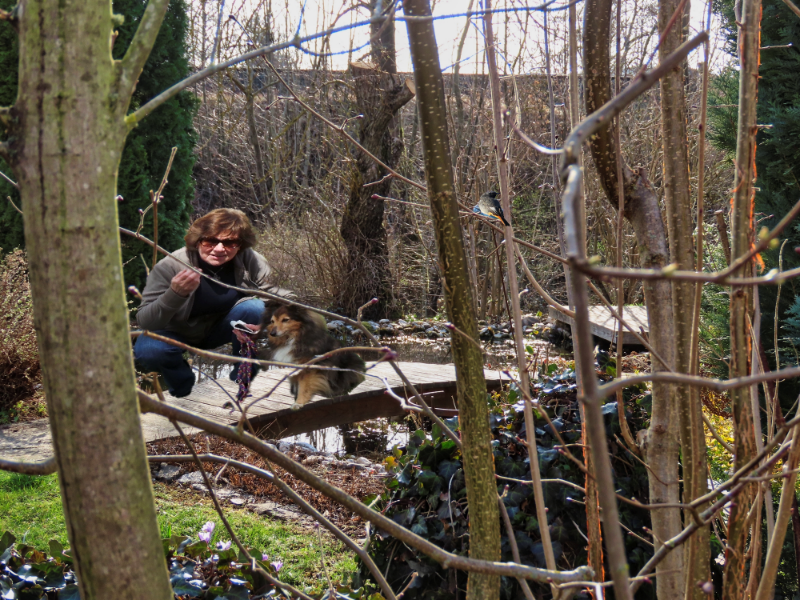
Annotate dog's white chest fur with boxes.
[270,340,296,366]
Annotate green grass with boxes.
[0,471,358,593]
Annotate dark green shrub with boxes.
[0,0,198,291]
[358,366,656,599]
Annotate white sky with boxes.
[259,0,729,74]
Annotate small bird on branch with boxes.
[475,191,510,226]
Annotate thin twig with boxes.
[0,168,18,189]
[6,196,22,215]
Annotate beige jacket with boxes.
[136,247,291,343]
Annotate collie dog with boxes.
[259,305,366,409]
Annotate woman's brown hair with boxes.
[184,209,257,251]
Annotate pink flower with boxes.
[271,560,283,572]
[261,553,269,561]
[198,521,215,543]
[217,540,231,551]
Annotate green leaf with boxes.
[221,583,251,600]
[437,460,461,480]
[397,464,414,486]
[183,540,209,559]
[411,519,429,536]
[19,585,44,600]
[216,548,237,565]
[57,585,81,600]
[0,532,15,554]
[47,540,63,557]
[170,578,203,598]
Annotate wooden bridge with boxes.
[0,362,509,463]
[549,305,649,346]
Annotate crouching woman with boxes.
[134,208,290,397]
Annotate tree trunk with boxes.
[723,0,761,592]
[338,1,413,319]
[404,1,501,599]
[2,1,173,599]
[582,0,684,595]
[657,0,711,595]
[246,64,272,225]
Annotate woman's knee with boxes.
[133,335,185,367]
[231,299,265,323]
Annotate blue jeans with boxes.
[134,298,264,397]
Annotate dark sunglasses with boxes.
[198,237,241,250]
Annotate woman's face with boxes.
[196,230,241,267]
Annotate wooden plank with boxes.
[175,361,508,438]
[548,305,649,345]
[0,362,511,461]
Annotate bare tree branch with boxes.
[117,0,172,109]
[0,457,57,475]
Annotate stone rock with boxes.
[177,471,206,486]
[154,463,182,483]
[355,457,371,466]
[229,497,246,506]
[215,488,238,500]
[302,455,325,466]
[327,320,346,332]
[292,441,319,454]
[397,319,408,327]
[379,319,391,325]
[250,501,304,521]
[277,441,292,453]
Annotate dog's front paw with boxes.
[289,403,302,411]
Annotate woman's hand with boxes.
[170,269,202,297]
[233,323,261,344]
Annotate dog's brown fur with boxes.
[258,305,366,408]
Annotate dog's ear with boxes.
[283,304,306,322]
[262,300,283,325]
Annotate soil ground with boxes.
[147,434,387,536]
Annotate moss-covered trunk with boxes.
[403,1,501,599]
[3,1,172,598]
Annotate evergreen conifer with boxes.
[709,0,800,405]
[0,0,197,290]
